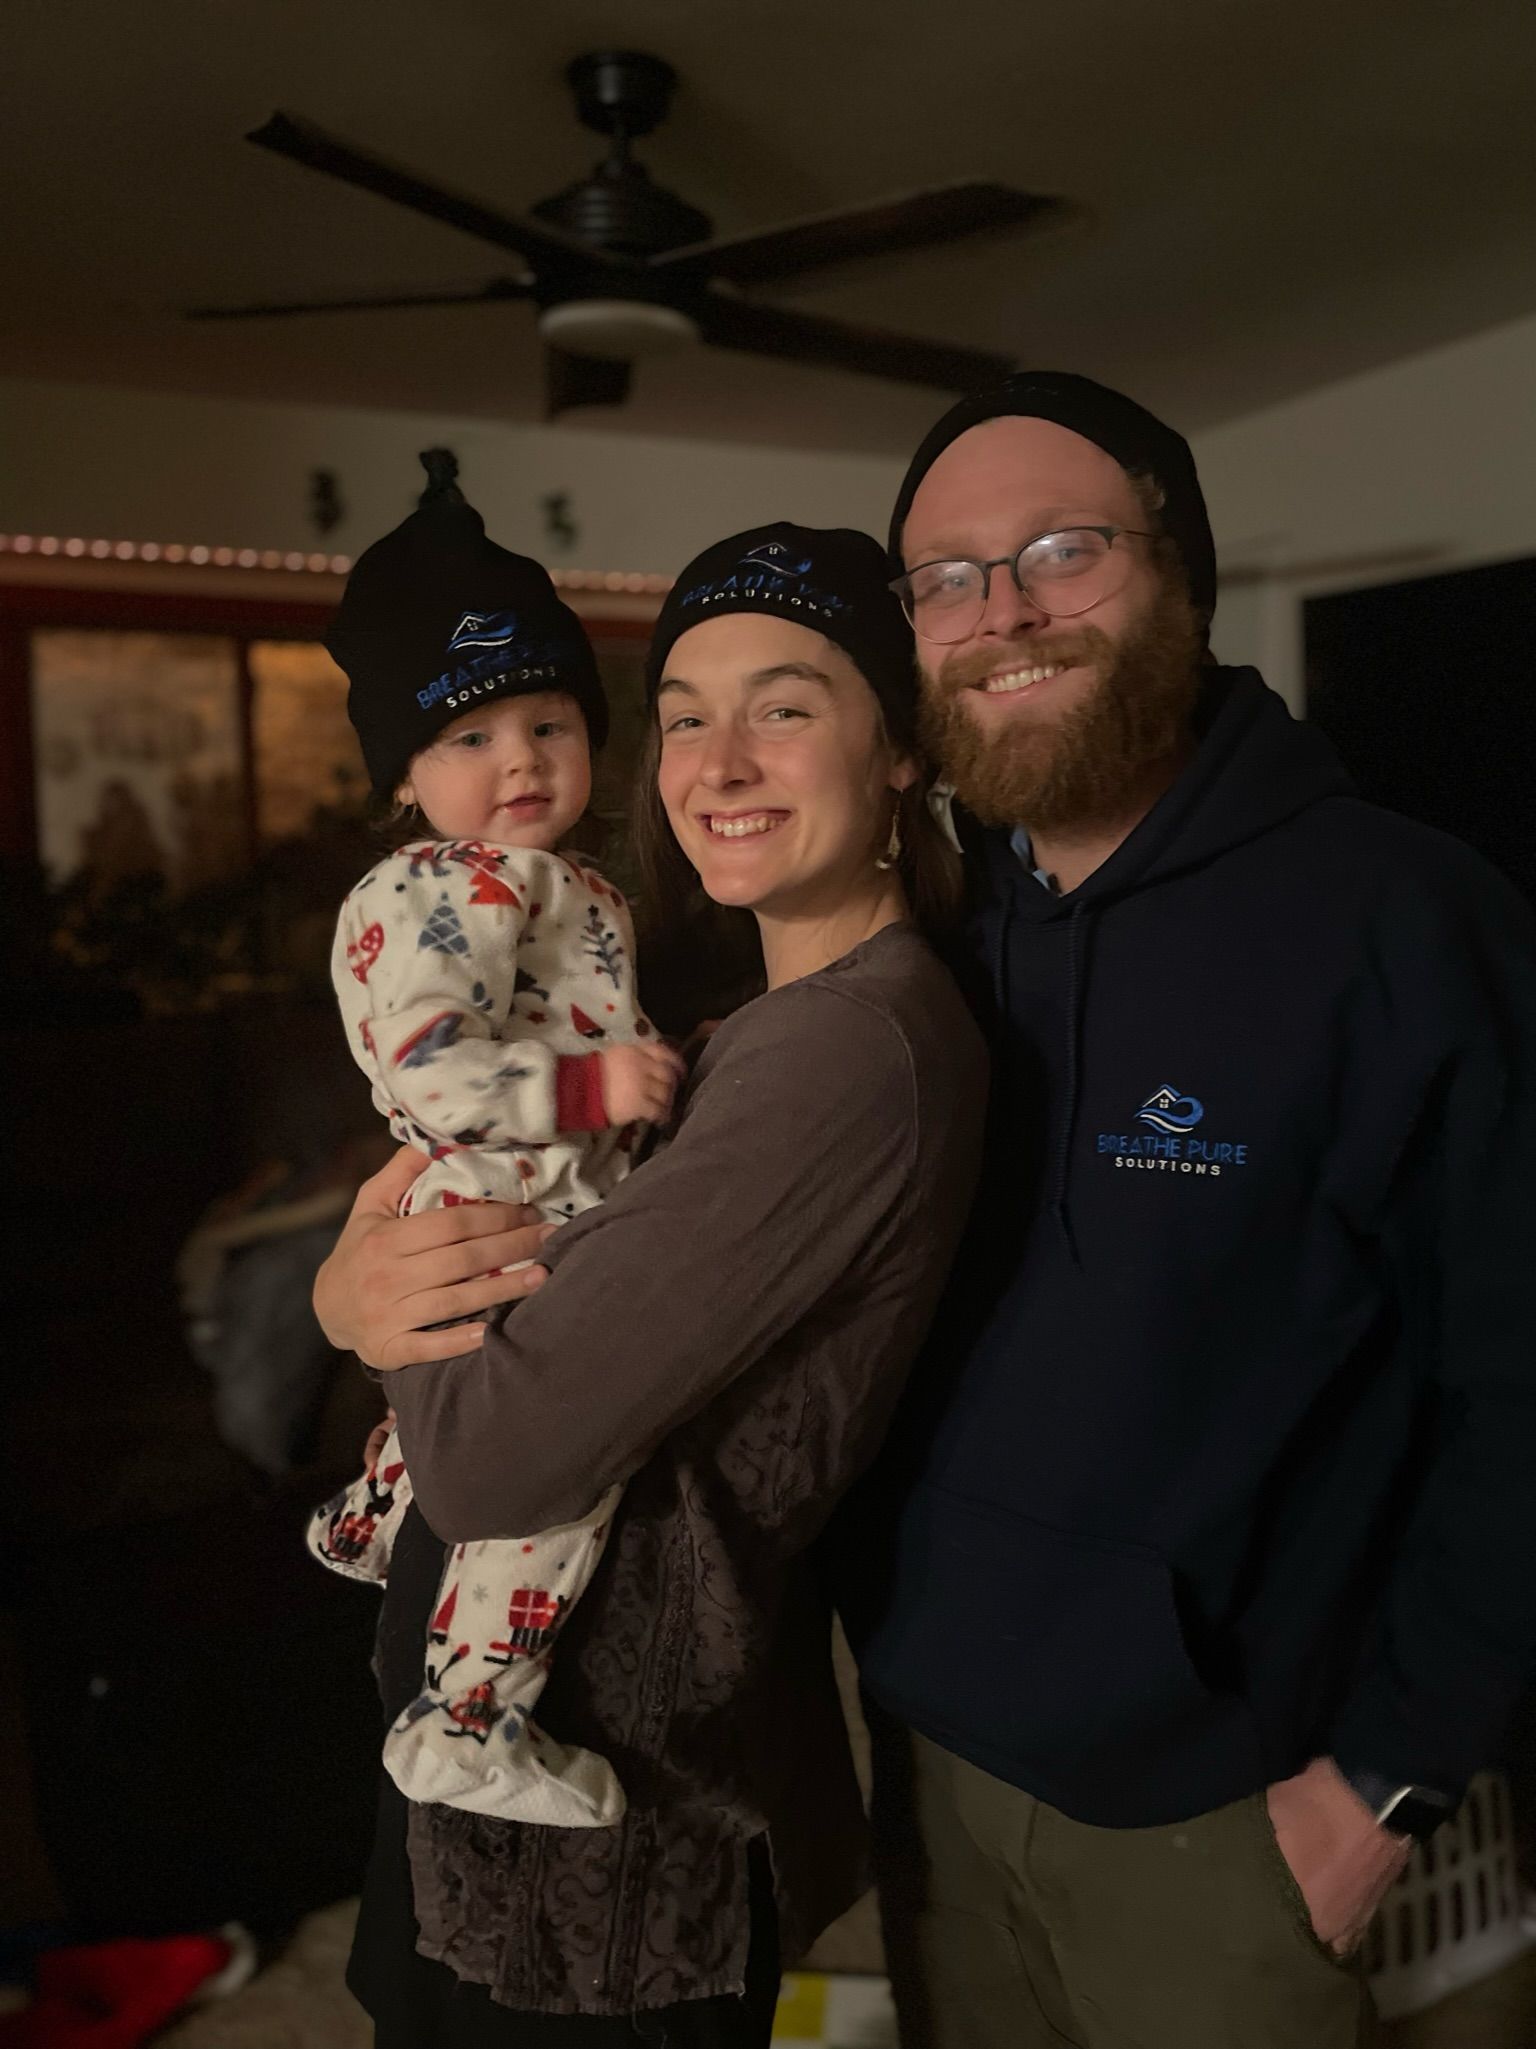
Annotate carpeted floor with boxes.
[157,1625,1536,2045]
[158,1903,368,2049]
[154,1899,1536,2049]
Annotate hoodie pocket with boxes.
[879,1484,1235,1767]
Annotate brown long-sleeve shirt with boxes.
[386,921,987,2015]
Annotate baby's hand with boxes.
[600,1041,686,1127]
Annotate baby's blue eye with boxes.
[454,730,490,749]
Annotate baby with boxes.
[308,453,680,1825]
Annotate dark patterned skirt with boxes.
[346,1506,780,2047]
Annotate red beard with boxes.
[918,577,1205,835]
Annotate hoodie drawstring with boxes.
[992,880,1016,1019]
[1050,902,1092,1266]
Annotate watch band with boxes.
[1343,1767,1457,1843]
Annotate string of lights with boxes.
[0,531,673,594]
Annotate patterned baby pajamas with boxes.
[309,837,654,1826]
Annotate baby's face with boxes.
[401,693,592,849]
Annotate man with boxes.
[841,372,1536,2046]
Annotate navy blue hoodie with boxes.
[849,666,1536,1828]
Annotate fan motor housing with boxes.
[536,50,714,260]
[531,163,712,261]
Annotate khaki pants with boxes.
[869,1718,1379,2049]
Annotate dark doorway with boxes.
[1304,555,1536,906]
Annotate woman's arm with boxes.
[312,1148,555,1368]
[388,978,920,1537]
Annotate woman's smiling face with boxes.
[654,613,914,919]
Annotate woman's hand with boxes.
[314,1148,556,1369]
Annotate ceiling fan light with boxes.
[538,299,698,361]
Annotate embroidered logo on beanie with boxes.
[740,541,813,578]
[416,652,563,714]
[417,610,572,714]
[677,546,850,624]
[446,610,524,654]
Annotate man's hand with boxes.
[313,1148,555,1370]
[1266,1757,1412,1955]
[600,1041,686,1127]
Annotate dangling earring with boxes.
[875,798,903,871]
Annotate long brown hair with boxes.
[629,701,962,1036]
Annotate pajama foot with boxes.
[383,1692,626,1825]
[305,1428,412,1585]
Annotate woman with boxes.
[314,523,988,2046]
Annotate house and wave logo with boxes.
[417,608,557,711]
[445,609,522,655]
[1099,1081,1248,1177]
[739,541,813,579]
[678,539,848,621]
[1135,1085,1205,1135]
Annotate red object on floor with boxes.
[0,1932,231,2048]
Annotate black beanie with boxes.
[328,450,608,799]
[645,522,919,749]
[888,371,1217,623]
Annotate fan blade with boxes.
[545,347,633,419]
[652,184,1070,288]
[695,295,1014,394]
[186,277,534,321]
[247,111,631,277]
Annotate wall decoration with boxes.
[31,630,244,887]
[249,639,365,842]
[11,563,659,1012]
[309,468,346,535]
[541,492,579,551]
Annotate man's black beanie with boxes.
[645,522,919,749]
[327,449,608,799]
[887,371,1218,623]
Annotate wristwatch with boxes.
[1342,1767,1457,1843]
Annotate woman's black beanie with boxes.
[645,522,919,748]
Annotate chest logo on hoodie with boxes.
[1099,1085,1250,1178]
[1136,1085,1204,1133]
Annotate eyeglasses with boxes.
[890,525,1154,644]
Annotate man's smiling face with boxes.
[902,415,1203,834]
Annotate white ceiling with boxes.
[5,0,1536,455]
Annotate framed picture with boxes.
[2,542,662,891]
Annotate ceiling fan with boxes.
[189,50,1069,418]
